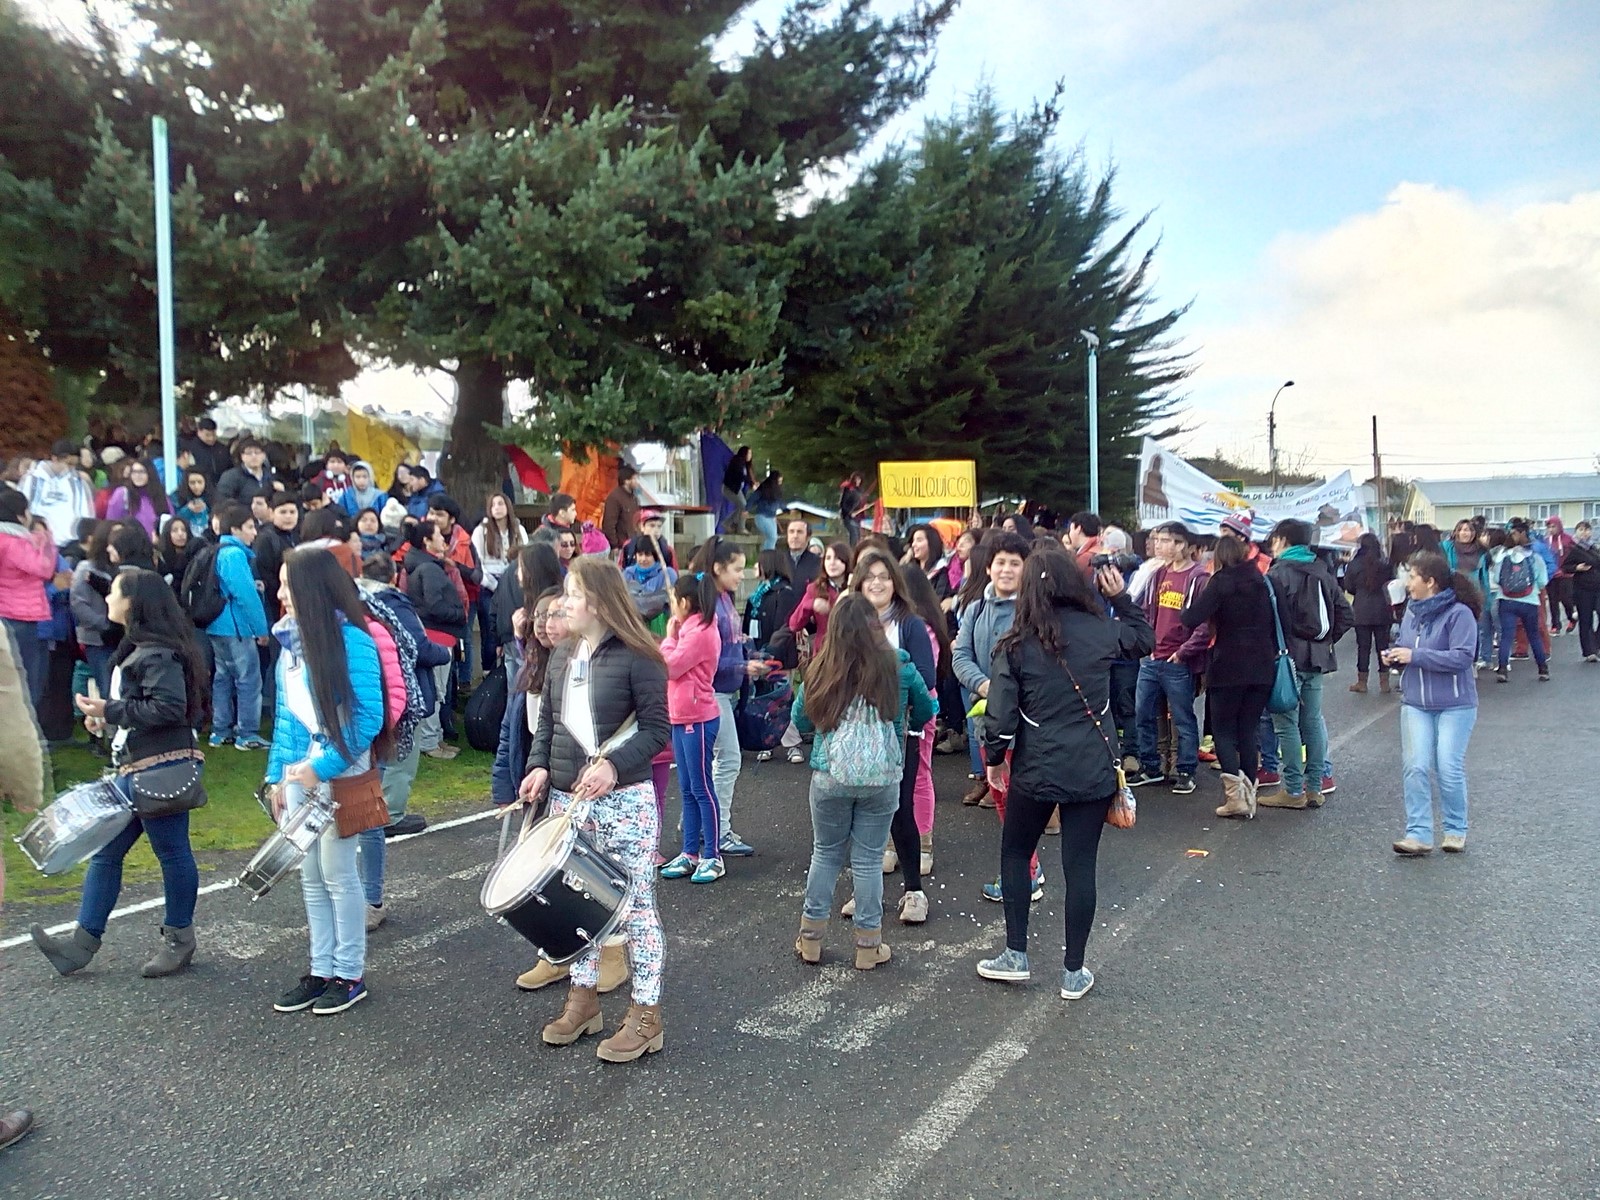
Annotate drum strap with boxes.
[117,748,205,777]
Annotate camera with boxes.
[1090,551,1138,573]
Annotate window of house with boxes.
[1583,502,1600,521]
[1472,506,1507,524]
[1529,503,1560,521]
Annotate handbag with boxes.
[1263,576,1302,715]
[120,751,207,819]
[1055,658,1137,830]
[332,768,390,837]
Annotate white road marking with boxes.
[1328,701,1395,753]
[1,807,502,952]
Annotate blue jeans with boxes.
[83,643,114,699]
[1136,658,1199,776]
[78,778,197,937]
[963,687,984,776]
[358,742,421,907]
[1400,704,1476,843]
[209,634,262,740]
[801,774,899,931]
[1476,603,1495,663]
[289,781,366,980]
[1271,672,1328,798]
[672,717,721,858]
[1258,708,1333,780]
[1497,601,1546,669]
[4,618,47,710]
[752,513,778,550]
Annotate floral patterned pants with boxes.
[549,782,665,1005]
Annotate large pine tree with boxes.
[760,89,1190,516]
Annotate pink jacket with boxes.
[660,614,721,725]
[0,525,56,622]
[365,618,408,730]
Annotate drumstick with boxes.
[87,679,101,701]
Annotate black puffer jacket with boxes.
[403,547,468,639]
[528,633,669,793]
[984,593,1154,805]
[103,644,200,764]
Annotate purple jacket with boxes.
[1395,590,1478,711]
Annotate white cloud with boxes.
[1183,183,1600,477]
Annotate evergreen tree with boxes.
[761,89,1190,515]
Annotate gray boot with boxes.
[141,925,196,978]
[30,925,101,976]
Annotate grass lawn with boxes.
[3,736,495,906]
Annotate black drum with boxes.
[480,812,633,966]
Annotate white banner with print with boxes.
[1135,438,1366,549]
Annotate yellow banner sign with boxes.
[878,460,977,509]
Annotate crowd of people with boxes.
[0,429,1590,1146]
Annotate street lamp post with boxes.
[1268,379,1294,493]
[1081,330,1100,513]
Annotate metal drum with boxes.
[14,779,134,875]
[480,812,633,966]
[237,790,338,900]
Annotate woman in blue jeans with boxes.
[792,594,933,970]
[1384,552,1481,856]
[266,547,389,1016]
[32,570,208,978]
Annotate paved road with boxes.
[3,649,1597,1199]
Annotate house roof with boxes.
[1411,475,1600,506]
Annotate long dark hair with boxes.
[284,546,395,764]
[177,468,211,506]
[111,568,210,729]
[157,517,195,580]
[997,545,1106,664]
[691,534,745,618]
[672,571,714,628]
[906,522,946,569]
[515,586,564,696]
[802,592,900,733]
[956,538,995,611]
[109,522,157,570]
[1408,550,1484,620]
[481,493,525,561]
[898,557,952,679]
[86,520,117,570]
[1344,532,1389,592]
[818,540,852,598]
[117,459,171,520]
[751,471,783,506]
[850,546,910,621]
[518,539,563,598]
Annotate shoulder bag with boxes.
[119,750,207,820]
[1263,575,1302,714]
[1054,656,1137,830]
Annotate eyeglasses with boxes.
[861,571,893,584]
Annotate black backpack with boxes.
[179,543,226,629]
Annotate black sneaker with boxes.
[1538,669,1550,682]
[312,977,368,1015]
[274,974,330,1012]
[384,812,427,838]
[1170,772,1197,795]
[1126,769,1167,788]
[1494,667,1509,683]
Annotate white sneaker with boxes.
[882,847,898,874]
[841,896,857,918]
[898,890,928,924]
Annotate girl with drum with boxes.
[32,569,209,977]
[519,558,670,1062]
[265,546,392,1016]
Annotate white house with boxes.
[1405,475,1600,529]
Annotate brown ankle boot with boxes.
[1348,672,1368,693]
[597,942,631,994]
[854,930,891,970]
[795,916,827,964]
[1214,773,1251,819]
[1378,671,1391,694]
[541,985,602,1046]
[596,1002,664,1062]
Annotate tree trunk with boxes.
[443,356,508,522]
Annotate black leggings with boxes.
[1001,795,1108,970]
[1208,684,1270,779]
[1576,589,1600,658]
[890,735,923,894]
[1354,624,1390,674]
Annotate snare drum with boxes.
[480,812,633,965]
[237,790,338,900]
[14,779,134,875]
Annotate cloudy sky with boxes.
[31,0,1600,483]
[728,0,1600,482]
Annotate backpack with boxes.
[736,671,794,751]
[1498,552,1535,599]
[179,543,226,628]
[817,696,904,788]
[1287,569,1336,643]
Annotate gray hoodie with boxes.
[952,583,1018,695]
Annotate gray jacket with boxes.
[952,584,1017,695]
[70,559,114,647]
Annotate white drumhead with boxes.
[482,816,570,912]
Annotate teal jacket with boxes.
[791,647,935,770]
[266,621,385,784]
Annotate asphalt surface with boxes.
[3,646,1597,1199]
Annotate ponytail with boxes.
[673,572,715,628]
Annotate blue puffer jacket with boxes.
[205,535,269,639]
[1395,589,1478,711]
[712,592,749,694]
[266,620,385,784]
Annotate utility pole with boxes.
[1268,380,1293,493]
[152,116,178,493]
[1372,414,1387,529]
[1080,330,1100,513]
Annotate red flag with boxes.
[872,496,886,534]
[506,445,550,493]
